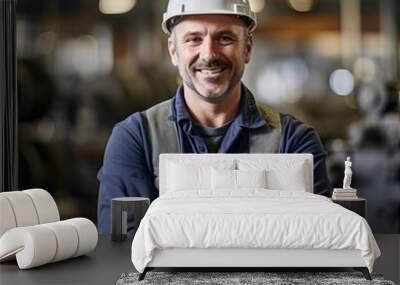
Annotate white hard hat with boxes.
[162,0,257,34]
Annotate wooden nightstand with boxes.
[331,198,367,218]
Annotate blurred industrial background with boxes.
[16,0,399,233]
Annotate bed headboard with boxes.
[159,153,314,196]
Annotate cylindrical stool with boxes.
[111,197,150,242]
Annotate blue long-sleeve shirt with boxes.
[97,85,331,234]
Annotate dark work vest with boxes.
[141,99,281,189]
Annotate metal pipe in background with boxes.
[340,0,361,69]
[380,0,399,84]
[0,0,18,192]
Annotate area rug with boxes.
[116,271,396,285]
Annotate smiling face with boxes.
[168,15,253,102]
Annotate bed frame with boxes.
[138,154,372,281]
[139,248,370,280]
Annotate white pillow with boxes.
[211,168,236,190]
[166,159,235,192]
[237,159,308,192]
[167,162,210,191]
[211,168,267,190]
[237,169,267,189]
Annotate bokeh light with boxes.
[249,0,266,13]
[329,69,354,96]
[99,0,136,14]
[287,0,313,12]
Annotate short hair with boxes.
[166,16,185,34]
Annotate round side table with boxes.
[111,197,150,242]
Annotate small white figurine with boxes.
[343,157,353,189]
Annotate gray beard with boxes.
[183,69,244,103]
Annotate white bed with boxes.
[131,154,380,280]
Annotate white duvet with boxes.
[131,190,380,273]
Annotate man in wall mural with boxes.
[97,0,330,234]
